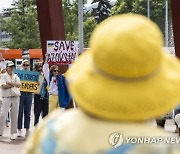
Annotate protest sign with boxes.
[14,69,40,93]
[47,40,78,64]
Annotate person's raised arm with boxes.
[43,54,50,84]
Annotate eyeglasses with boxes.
[23,64,29,67]
[53,70,59,72]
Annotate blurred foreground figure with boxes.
[24,14,180,153]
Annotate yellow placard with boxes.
[20,81,39,93]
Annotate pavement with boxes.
[0,134,27,154]
[0,106,179,154]
[0,104,35,154]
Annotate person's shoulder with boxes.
[33,109,78,128]
[32,109,84,138]
[23,109,79,153]
[1,72,7,77]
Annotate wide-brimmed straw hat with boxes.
[67,14,180,121]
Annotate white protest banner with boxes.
[47,40,78,64]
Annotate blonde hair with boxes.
[21,59,29,66]
[50,65,58,73]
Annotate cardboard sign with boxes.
[47,40,78,64]
[14,69,40,93]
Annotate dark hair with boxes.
[34,63,42,70]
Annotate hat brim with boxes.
[7,64,14,67]
[67,50,180,121]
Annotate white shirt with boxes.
[1,72,21,97]
[43,63,58,95]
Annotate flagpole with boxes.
[78,0,84,53]
[165,0,168,47]
[147,0,150,19]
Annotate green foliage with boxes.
[0,0,40,50]
[111,0,133,14]
[63,0,97,47]
[63,0,78,41]
[83,16,97,47]
[111,0,171,37]
[1,0,96,49]
[0,0,171,49]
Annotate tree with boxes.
[63,0,78,41]
[111,0,133,14]
[91,0,112,23]
[63,0,97,47]
[83,16,97,47]
[1,0,97,49]
[0,0,40,50]
[111,0,171,39]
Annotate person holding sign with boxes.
[43,54,71,113]
[33,64,49,126]
[17,59,33,137]
[0,61,21,140]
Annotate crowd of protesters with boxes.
[0,57,71,140]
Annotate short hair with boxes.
[34,63,42,70]
[50,65,58,73]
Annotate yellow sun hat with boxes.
[67,14,180,121]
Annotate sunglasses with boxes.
[23,64,29,67]
[53,70,59,72]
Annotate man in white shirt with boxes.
[0,61,21,140]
